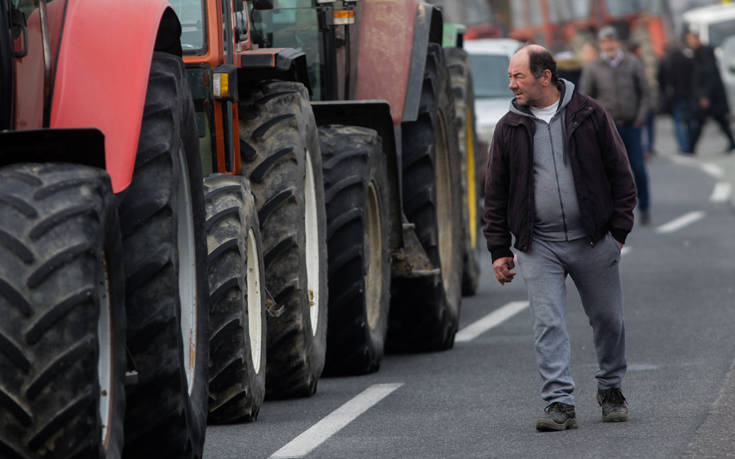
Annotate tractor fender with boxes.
[238,48,311,94]
[50,0,180,193]
[311,100,403,251]
[355,1,443,125]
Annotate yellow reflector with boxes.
[333,9,355,25]
[213,73,229,98]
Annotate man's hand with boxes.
[493,256,516,285]
[700,97,711,109]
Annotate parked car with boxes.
[465,38,522,151]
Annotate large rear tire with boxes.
[120,52,209,458]
[204,174,266,423]
[0,163,125,458]
[319,126,392,376]
[447,47,482,296]
[239,81,328,399]
[388,43,464,352]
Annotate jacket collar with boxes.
[506,83,591,127]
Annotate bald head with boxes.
[507,44,560,108]
[513,44,559,84]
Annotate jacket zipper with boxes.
[547,122,569,241]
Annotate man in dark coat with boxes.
[657,42,695,154]
[484,44,636,432]
[686,31,735,153]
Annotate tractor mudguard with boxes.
[354,1,442,125]
[311,100,402,251]
[49,0,180,193]
[238,48,311,94]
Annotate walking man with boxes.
[657,42,694,154]
[579,26,651,224]
[685,31,735,154]
[483,44,637,431]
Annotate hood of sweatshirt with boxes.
[509,78,575,118]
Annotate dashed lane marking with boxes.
[656,211,706,234]
[701,163,724,179]
[455,301,529,343]
[269,383,403,459]
[711,182,732,202]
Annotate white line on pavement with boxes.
[701,163,724,179]
[455,301,529,343]
[710,182,732,202]
[656,211,706,234]
[669,156,724,179]
[270,383,403,459]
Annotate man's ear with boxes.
[543,69,552,86]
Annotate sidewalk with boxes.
[653,114,735,210]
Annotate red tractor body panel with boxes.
[50,0,173,193]
[355,0,417,126]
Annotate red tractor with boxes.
[1,0,209,456]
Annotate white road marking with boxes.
[669,156,725,179]
[701,163,724,179]
[455,301,529,343]
[269,383,403,459]
[710,182,732,202]
[669,154,696,167]
[656,211,706,234]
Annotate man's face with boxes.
[600,37,619,59]
[508,51,544,107]
[686,32,700,49]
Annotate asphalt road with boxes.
[204,118,735,458]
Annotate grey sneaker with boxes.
[536,402,577,431]
[597,388,628,422]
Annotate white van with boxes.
[465,38,522,146]
[682,3,735,48]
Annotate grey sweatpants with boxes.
[516,234,626,406]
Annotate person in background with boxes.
[629,41,657,158]
[657,41,694,154]
[579,26,652,225]
[484,44,636,432]
[685,31,735,154]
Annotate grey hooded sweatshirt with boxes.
[509,79,585,242]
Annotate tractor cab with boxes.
[250,0,358,101]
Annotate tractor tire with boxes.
[203,174,266,423]
[239,81,328,399]
[388,43,464,352]
[319,126,392,376]
[447,47,482,297]
[0,163,125,459]
[119,52,209,458]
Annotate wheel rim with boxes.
[98,256,113,450]
[435,112,455,293]
[465,105,478,250]
[247,228,263,373]
[304,153,321,335]
[364,181,383,331]
[176,149,198,394]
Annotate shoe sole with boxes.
[602,412,628,422]
[536,418,577,432]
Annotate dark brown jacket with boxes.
[482,88,637,262]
